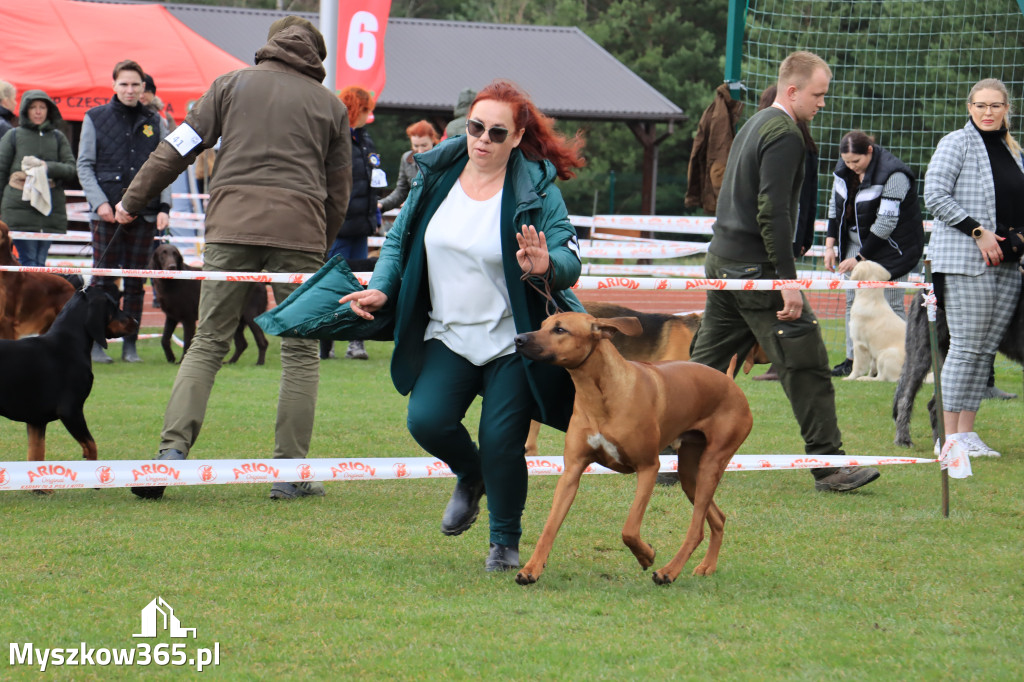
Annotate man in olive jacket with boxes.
[117,17,353,501]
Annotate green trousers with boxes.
[160,243,322,459]
[689,252,844,478]
[406,340,534,547]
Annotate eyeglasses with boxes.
[466,119,510,144]
[970,102,1006,113]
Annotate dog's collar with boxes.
[570,342,598,370]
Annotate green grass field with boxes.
[1,332,1022,680]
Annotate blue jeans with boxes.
[327,236,368,261]
[12,238,51,267]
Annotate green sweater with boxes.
[709,107,806,279]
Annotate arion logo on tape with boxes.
[230,462,280,481]
[133,597,196,639]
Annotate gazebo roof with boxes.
[161,4,684,122]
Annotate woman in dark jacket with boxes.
[329,86,381,261]
[323,86,385,360]
[0,90,77,266]
[824,130,924,375]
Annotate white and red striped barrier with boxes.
[0,454,940,492]
[0,264,931,292]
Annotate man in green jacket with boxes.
[689,51,880,493]
[117,16,352,501]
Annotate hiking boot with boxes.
[122,339,142,363]
[345,340,368,360]
[830,358,853,377]
[983,385,1018,400]
[131,449,186,500]
[959,431,1000,458]
[91,342,114,364]
[269,481,326,500]
[485,543,520,572]
[814,466,881,492]
[441,477,485,536]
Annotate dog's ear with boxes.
[84,289,109,348]
[594,316,642,339]
[173,247,184,269]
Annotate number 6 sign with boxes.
[336,0,392,98]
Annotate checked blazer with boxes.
[924,121,1024,275]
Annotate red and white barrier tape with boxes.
[10,231,205,248]
[0,454,938,492]
[0,265,932,292]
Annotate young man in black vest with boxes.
[77,59,170,363]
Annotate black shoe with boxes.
[440,477,485,536]
[830,358,853,377]
[655,472,679,486]
[91,342,114,365]
[984,385,1018,400]
[122,340,142,363]
[485,543,520,572]
[131,449,186,500]
[814,466,880,492]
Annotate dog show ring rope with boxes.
[0,454,943,492]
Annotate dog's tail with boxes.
[726,354,739,379]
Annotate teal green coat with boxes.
[0,90,77,232]
[369,137,584,430]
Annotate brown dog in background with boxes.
[148,243,269,365]
[0,220,75,339]
[514,312,752,585]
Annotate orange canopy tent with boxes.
[0,0,247,122]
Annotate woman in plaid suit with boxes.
[924,78,1024,458]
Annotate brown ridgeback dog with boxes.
[513,312,753,585]
[523,302,767,457]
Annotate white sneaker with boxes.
[933,438,941,456]
[960,431,1000,458]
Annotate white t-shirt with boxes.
[423,179,516,365]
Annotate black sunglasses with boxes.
[466,118,510,144]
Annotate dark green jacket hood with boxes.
[18,90,62,132]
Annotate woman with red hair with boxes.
[342,79,585,572]
[324,86,384,360]
[378,120,439,213]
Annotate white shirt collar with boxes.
[771,101,796,121]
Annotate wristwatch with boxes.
[854,253,865,262]
[972,226,985,240]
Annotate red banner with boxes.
[335,0,391,98]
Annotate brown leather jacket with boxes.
[685,83,744,214]
[122,26,352,254]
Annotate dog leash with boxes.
[519,252,563,317]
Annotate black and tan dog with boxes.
[0,287,137,463]
[513,312,752,586]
